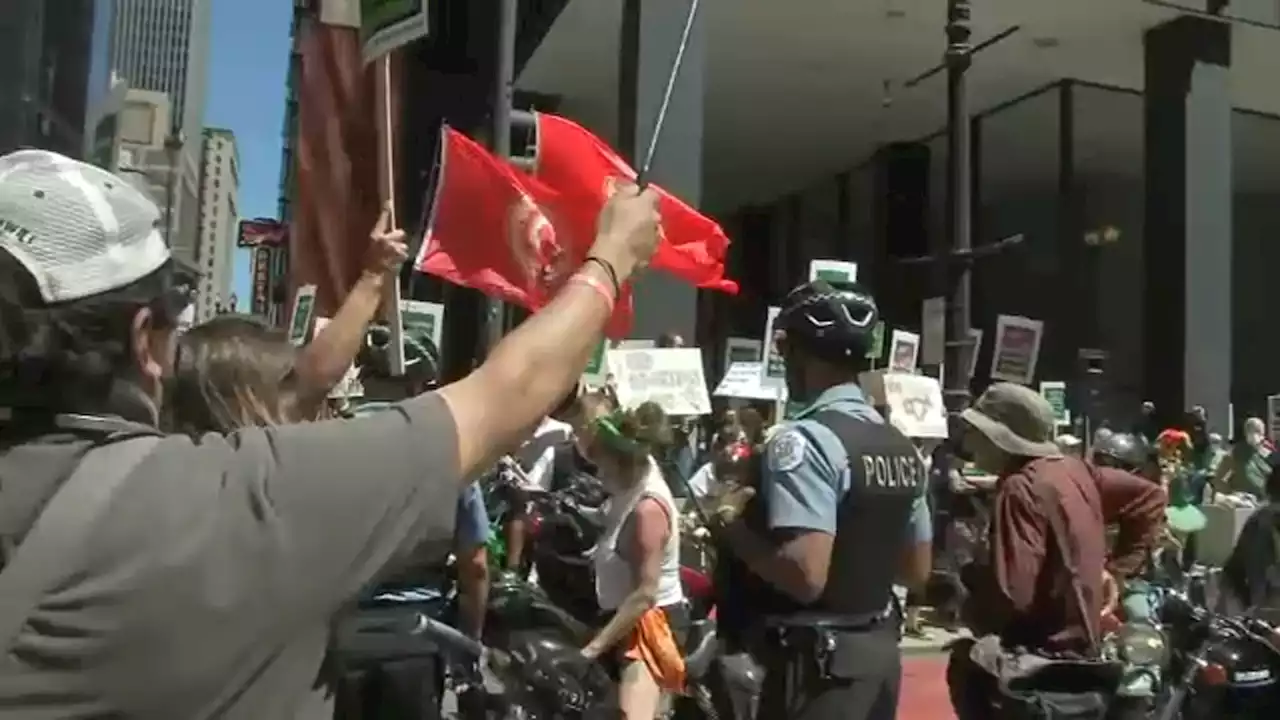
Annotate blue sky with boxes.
[204,0,292,311]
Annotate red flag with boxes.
[534,113,738,295]
[417,127,635,337]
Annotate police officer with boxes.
[708,279,933,720]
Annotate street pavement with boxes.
[899,655,954,719]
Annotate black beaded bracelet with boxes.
[583,256,621,297]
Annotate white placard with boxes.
[808,259,858,283]
[614,339,657,350]
[965,328,984,379]
[1268,394,1280,443]
[315,317,364,399]
[714,362,785,401]
[883,372,948,439]
[287,284,318,347]
[990,315,1044,385]
[723,337,763,375]
[608,348,711,416]
[888,329,920,373]
[760,306,786,391]
[921,297,946,366]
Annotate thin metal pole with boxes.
[486,0,519,352]
[635,0,701,187]
[943,0,973,411]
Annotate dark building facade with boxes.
[0,0,96,158]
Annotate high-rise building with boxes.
[195,128,239,322]
[0,0,96,157]
[107,0,212,267]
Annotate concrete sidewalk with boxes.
[901,623,970,655]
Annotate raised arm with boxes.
[293,204,407,403]
[437,184,660,482]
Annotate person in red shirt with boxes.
[947,384,1166,719]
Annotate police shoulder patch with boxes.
[768,429,808,473]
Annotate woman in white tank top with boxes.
[576,397,685,719]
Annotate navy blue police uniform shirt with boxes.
[764,382,932,546]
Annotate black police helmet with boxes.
[777,279,879,363]
[1092,431,1146,470]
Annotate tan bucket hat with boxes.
[961,382,1062,458]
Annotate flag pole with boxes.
[635,0,702,188]
[378,54,406,376]
[486,0,520,353]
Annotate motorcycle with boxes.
[1152,589,1280,719]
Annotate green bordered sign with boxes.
[866,321,885,360]
[1039,380,1069,426]
[360,0,430,63]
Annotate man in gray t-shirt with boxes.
[0,150,661,718]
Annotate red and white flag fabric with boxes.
[416,127,635,337]
[534,113,738,295]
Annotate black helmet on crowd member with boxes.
[776,279,880,364]
[1092,431,1146,472]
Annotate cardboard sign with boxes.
[288,284,318,347]
[1268,394,1280,443]
[608,348,711,416]
[1039,381,1070,426]
[714,362,784,401]
[724,337,763,375]
[990,315,1044,385]
[883,372,948,439]
[888,329,920,373]
[921,297,946,366]
[760,306,786,391]
[808,259,858,284]
[361,0,430,63]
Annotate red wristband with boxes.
[568,272,615,311]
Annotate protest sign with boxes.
[921,297,946,366]
[808,259,858,284]
[760,307,786,391]
[990,315,1043,385]
[360,0,430,63]
[399,299,444,353]
[883,373,948,439]
[288,284,318,347]
[964,328,984,379]
[724,337,763,374]
[582,339,608,387]
[1039,381,1070,426]
[1268,394,1280,442]
[609,348,711,416]
[888,329,920,373]
[714,362,784,401]
[866,321,885,362]
[315,318,365,399]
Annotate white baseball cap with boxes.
[0,149,172,304]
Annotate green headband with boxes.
[594,410,646,457]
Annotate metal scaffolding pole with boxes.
[486,0,520,351]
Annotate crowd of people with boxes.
[3,148,1280,720]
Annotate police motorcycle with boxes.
[337,597,619,719]
[1149,589,1280,719]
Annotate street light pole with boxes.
[943,0,973,412]
[486,0,519,353]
